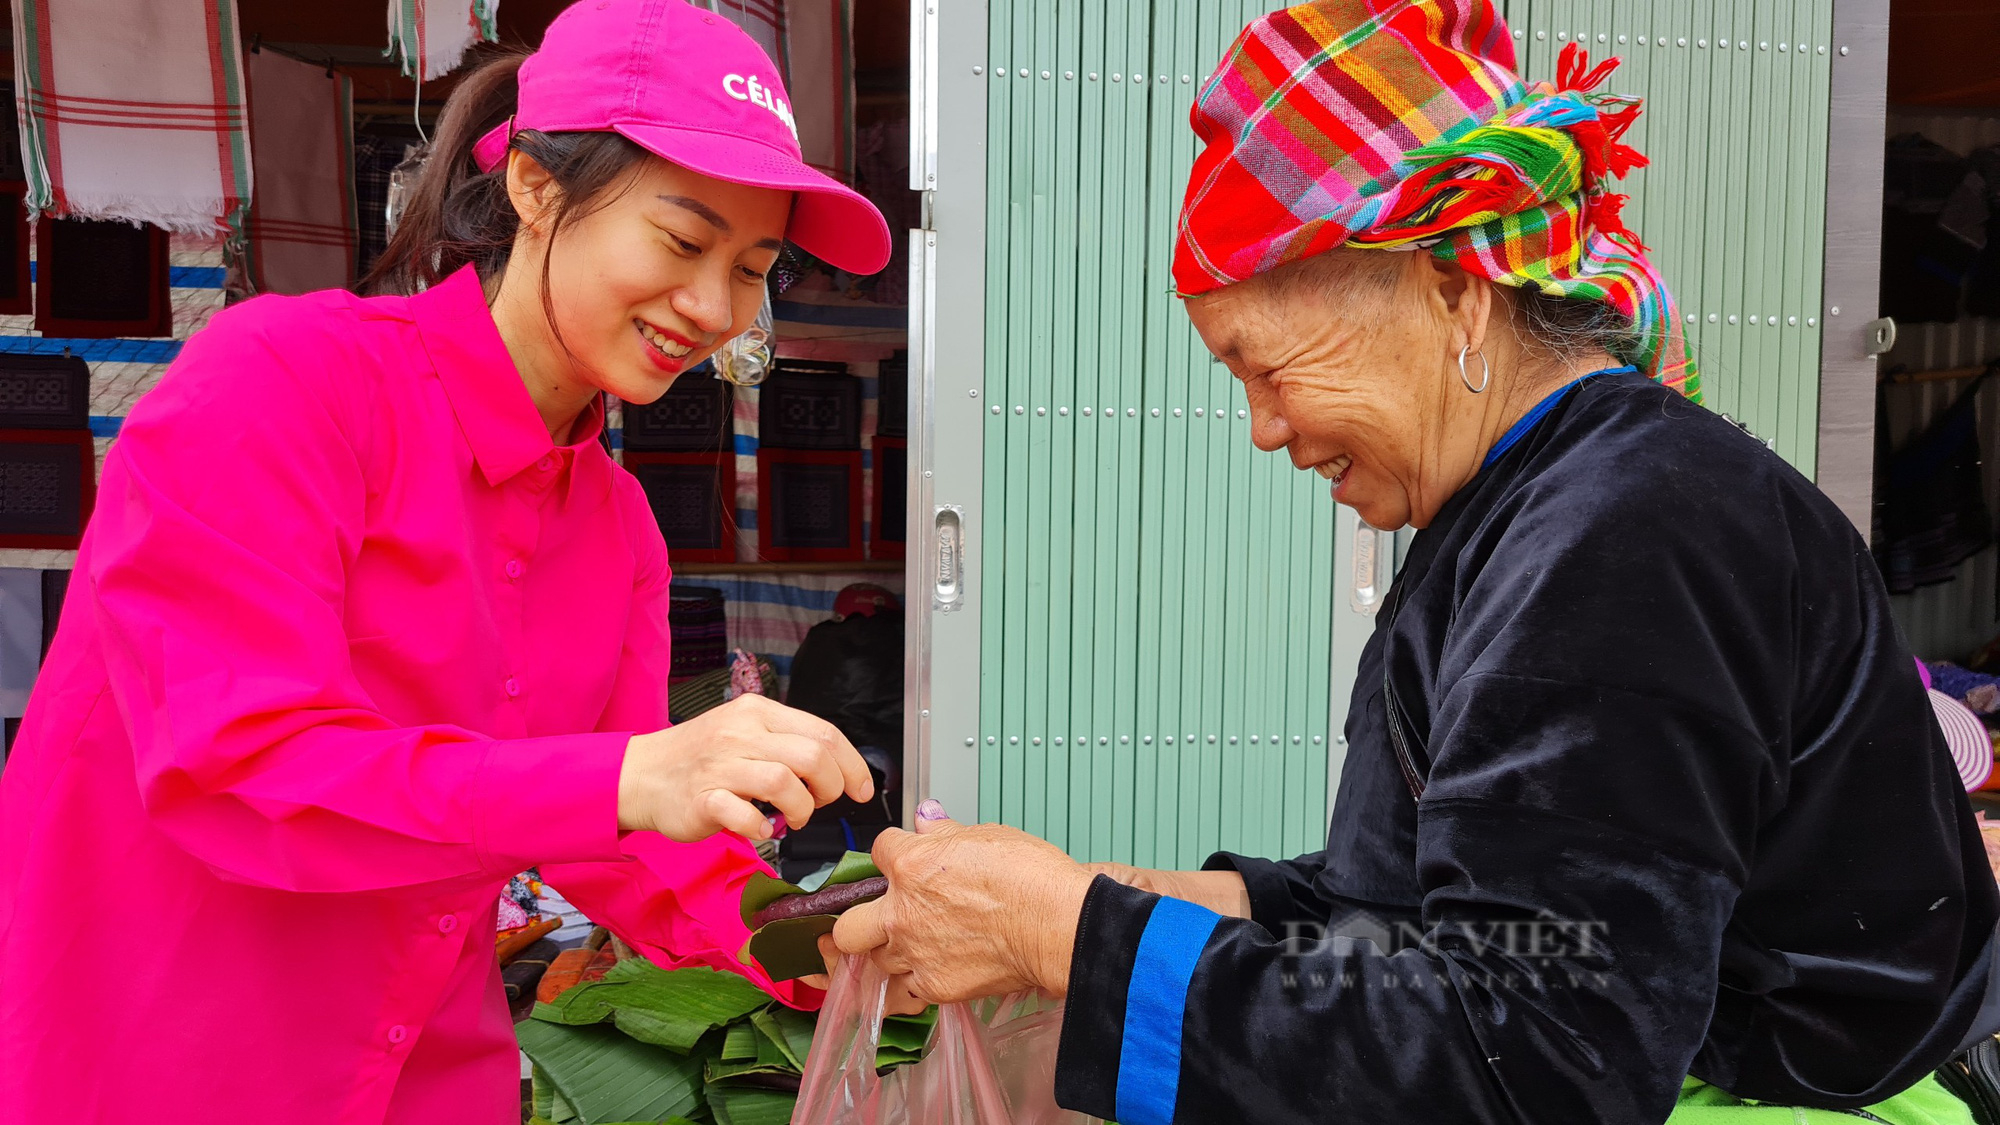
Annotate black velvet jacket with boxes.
[1054,371,2000,1124]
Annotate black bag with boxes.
[1936,1037,2000,1124]
[786,611,904,753]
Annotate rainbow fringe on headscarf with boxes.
[1174,0,1699,401]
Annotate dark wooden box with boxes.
[876,350,907,439]
[759,361,859,450]
[0,354,90,429]
[622,372,733,452]
[757,448,864,562]
[0,182,31,316]
[871,436,906,560]
[624,451,737,563]
[0,429,95,547]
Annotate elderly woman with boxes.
[830,1,2000,1122]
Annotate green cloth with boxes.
[1669,1075,1973,1124]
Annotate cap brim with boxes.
[614,122,893,277]
[1930,689,1994,792]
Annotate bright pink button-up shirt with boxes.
[0,267,803,1123]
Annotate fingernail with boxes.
[916,798,948,822]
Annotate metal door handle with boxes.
[933,505,964,612]
[1350,517,1382,615]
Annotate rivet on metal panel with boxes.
[1065,70,1074,80]
[1779,42,1788,52]
[1656,37,1666,48]
[1089,72,1099,80]
[1164,736,1174,745]
[1150,407,1161,417]
[1749,315,1760,325]
[1818,46,1827,55]
[1758,41,1768,50]
[1677,37,1687,47]
[1839,45,1849,56]
[1082,407,1092,416]
[1536,30,1547,41]
[993,71,1005,81]
[1127,408,1137,417]
[1250,735,1260,744]
[1617,34,1627,44]
[1032,736,1042,745]
[1037,406,1047,416]
[1018,68,1029,77]
[1112,73,1121,82]
[1685,313,1697,324]
[973,66,984,75]
[1788,316,1798,326]
[986,736,997,745]
[969,388,978,397]
[1335,736,1348,747]
[1807,317,1818,327]
[1831,306,1841,316]
[1737,41,1747,50]
[1720,38,1730,48]
[1009,735,1019,744]
[1728,315,1738,324]
[1637,35,1647,45]
[1099,736,1109,745]
[965,737,975,746]
[1709,314,1718,323]
[1208,735,1218,744]
[990,405,1001,414]
[1185,734,1195,744]
[1293,736,1302,744]
[1055,737,1064,746]
[924,470,933,479]
[1120,735,1131,744]
[1557,30,1568,40]
[1132,73,1144,83]
[1597,33,1606,43]
[1229,735,1240,745]
[1041,70,1050,79]
[1173,408,1183,417]
[1697,38,1707,48]
[921,709,930,718]
[1314,735,1325,745]
[1143,735,1153,744]
[1158,75,1168,84]
[1768,315,1779,328]
[1182,75,1191,83]
[1013,405,1024,415]
[1059,407,1070,417]
[1237,409,1248,419]
[1514,30,1523,40]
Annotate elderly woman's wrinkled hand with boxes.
[830,813,1095,1006]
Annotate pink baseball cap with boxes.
[472,0,892,276]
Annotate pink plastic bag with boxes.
[793,954,1102,1125]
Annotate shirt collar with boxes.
[411,265,605,488]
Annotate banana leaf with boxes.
[749,1007,814,1071]
[707,1081,799,1125]
[720,1019,760,1061]
[533,961,772,1054]
[516,1019,705,1125]
[739,852,883,982]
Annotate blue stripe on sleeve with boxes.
[1115,896,1223,1125]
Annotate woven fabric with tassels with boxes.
[1174,0,1700,401]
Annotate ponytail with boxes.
[361,50,650,297]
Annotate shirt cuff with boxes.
[1203,850,1309,934]
[473,731,629,874]
[1056,876,1222,1125]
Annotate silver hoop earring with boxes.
[1458,345,1490,394]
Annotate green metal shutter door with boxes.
[978,0,1338,866]
[965,0,1834,865]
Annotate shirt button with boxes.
[505,559,523,581]
[387,1025,408,1045]
[437,914,458,934]
[505,678,521,698]
[536,455,555,472]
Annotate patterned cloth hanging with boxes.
[9,0,252,235]
[243,49,358,295]
[783,0,855,180]
[386,0,500,83]
[1175,0,1698,400]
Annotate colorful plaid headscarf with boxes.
[1175,0,1699,401]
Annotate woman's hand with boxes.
[1083,862,1253,919]
[831,806,1095,1005]
[616,694,873,842]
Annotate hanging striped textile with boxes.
[387,0,500,83]
[783,0,854,180]
[8,0,252,236]
[243,49,357,295]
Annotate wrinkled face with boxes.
[519,154,790,406]
[1185,251,1465,531]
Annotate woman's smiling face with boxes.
[1185,249,1480,531]
[512,151,791,407]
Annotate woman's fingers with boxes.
[724,758,816,829]
[746,730,851,809]
[832,895,890,955]
[746,696,875,802]
[703,789,773,841]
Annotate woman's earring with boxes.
[1458,345,1490,394]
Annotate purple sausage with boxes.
[751,876,889,929]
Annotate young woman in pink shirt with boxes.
[0,2,891,1120]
